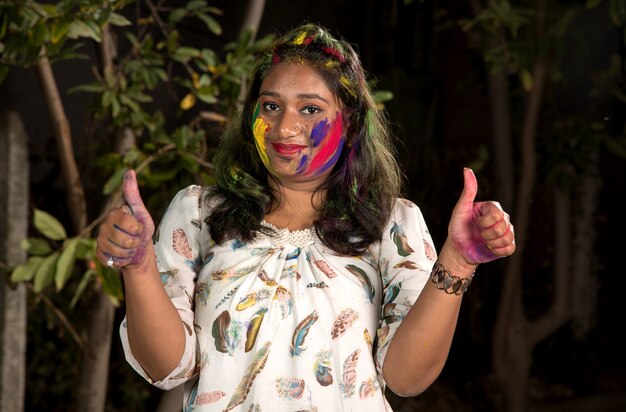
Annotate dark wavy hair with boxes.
[206,23,401,256]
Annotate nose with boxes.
[276,110,302,139]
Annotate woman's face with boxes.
[252,62,346,185]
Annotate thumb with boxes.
[122,169,147,216]
[455,167,478,208]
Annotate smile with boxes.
[271,143,307,156]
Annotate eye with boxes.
[301,106,321,115]
[262,102,280,112]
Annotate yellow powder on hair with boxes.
[340,76,357,98]
[293,31,307,45]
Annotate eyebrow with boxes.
[259,91,329,104]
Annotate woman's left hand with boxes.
[447,168,516,266]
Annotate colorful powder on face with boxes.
[304,114,345,176]
[310,118,330,147]
[251,102,273,172]
[296,155,308,174]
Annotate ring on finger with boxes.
[106,256,115,268]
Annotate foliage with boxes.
[3,0,273,301]
[2,1,272,407]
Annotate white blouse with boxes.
[120,186,437,411]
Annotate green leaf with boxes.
[55,238,79,291]
[172,47,200,63]
[169,8,187,24]
[197,13,222,35]
[21,237,52,256]
[34,209,67,240]
[50,21,70,44]
[108,12,131,27]
[33,253,59,292]
[99,266,123,307]
[75,238,96,260]
[520,69,533,91]
[187,0,207,11]
[103,168,126,195]
[29,21,47,47]
[70,269,95,309]
[68,82,103,94]
[11,257,44,283]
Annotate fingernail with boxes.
[122,205,132,214]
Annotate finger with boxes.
[96,249,132,268]
[123,169,148,216]
[481,219,511,241]
[488,241,516,258]
[485,226,515,248]
[476,202,505,228]
[453,167,478,213]
[112,209,144,237]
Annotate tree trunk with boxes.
[491,60,550,411]
[487,71,514,209]
[37,44,115,412]
[0,111,29,412]
[571,153,600,339]
[35,48,87,233]
[75,26,119,412]
[236,0,267,110]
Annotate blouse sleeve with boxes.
[120,185,206,390]
[374,198,437,381]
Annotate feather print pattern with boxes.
[393,260,418,269]
[212,262,263,282]
[122,191,438,408]
[339,348,360,398]
[195,390,226,404]
[212,310,231,353]
[390,222,415,257]
[313,349,334,387]
[424,239,437,261]
[345,264,375,303]
[312,259,337,278]
[363,329,373,350]
[245,307,267,352]
[224,341,272,411]
[290,310,319,357]
[172,228,194,260]
[331,309,359,340]
[275,377,305,400]
[273,286,293,319]
[383,282,402,305]
[358,377,379,399]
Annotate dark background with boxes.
[2,0,625,410]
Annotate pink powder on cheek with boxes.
[303,115,344,175]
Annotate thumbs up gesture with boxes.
[447,168,515,266]
[96,170,155,269]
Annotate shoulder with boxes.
[389,198,425,223]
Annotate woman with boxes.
[96,23,515,411]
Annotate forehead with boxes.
[260,62,336,99]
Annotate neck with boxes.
[265,177,326,230]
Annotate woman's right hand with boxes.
[96,169,155,270]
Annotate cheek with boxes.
[303,116,344,175]
[252,115,272,167]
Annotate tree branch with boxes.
[35,47,87,233]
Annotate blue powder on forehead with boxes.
[311,119,330,147]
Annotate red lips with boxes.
[272,143,306,156]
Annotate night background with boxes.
[1,0,625,411]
